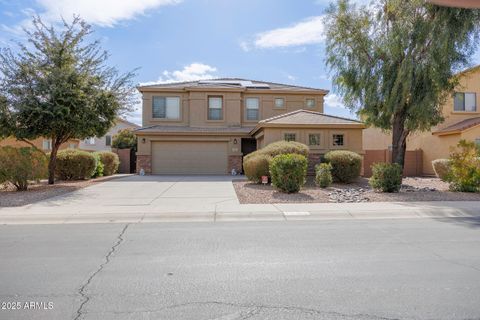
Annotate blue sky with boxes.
[1,0,479,125]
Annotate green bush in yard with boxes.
[432,159,451,182]
[0,146,47,191]
[243,154,272,183]
[269,153,307,193]
[55,149,96,180]
[315,163,333,188]
[369,162,403,193]
[243,141,309,183]
[91,153,104,178]
[445,140,480,192]
[95,151,119,176]
[324,150,362,183]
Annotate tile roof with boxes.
[138,78,328,93]
[135,125,253,134]
[434,117,480,135]
[259,109,363,125]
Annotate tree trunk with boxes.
[48,144,60,185]
[391,113,409,170]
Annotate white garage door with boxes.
[151,141,228,174]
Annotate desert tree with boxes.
[324,0,480,167]
[0,16,137,184]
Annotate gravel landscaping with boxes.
[233,177,480,204]
[0,174,130,207]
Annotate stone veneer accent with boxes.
[136,155,152,174]
[228,155,243,174]
[307,153,322,176]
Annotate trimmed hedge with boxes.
[0,146,47,191]
[92,153,104,178]
[243,154,272,183]
[95,151,119,176]
[55,149,96,180]
[432,159,450,182]
[369,162,403,193]
[270,153,308,193]
[324,150,362,183]
[243,141,309,183]
[315,163,333,188]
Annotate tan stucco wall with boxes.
[0,137,79,151]
[261,127,364,155]
[363,67,480,175]
[141,90,325,128]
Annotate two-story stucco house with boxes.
[363,65,480,175]
[135,79,365,175]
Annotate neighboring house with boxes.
[363,65,480,175]
[135,78,365,175]
[0,137,79,151]
[79,118,140,152]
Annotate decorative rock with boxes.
[327,187,369,203]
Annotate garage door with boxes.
[151,141,228,174]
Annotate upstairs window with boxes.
[332,134,344,146]
[246,98,260,120]
[284,133,296,142]
[454,92,476,112]
[208,96,223,120]
[153,96,180,119]
[306,98,316,108]
[275,98,285,108]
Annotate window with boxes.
[84,137,95,145]
[274,98,285,108]
[246,98,260,120]
[208,96,223,120]
[68,143,76,149]
[308,134,321,146]
[454,92,476,112]
[42,139,52,150]
[306,98,316,108]
[152,96,180,119]
[284,133,296,142]
[105,135,112,146]
[332,134,344,146]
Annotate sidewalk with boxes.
[0,200,479,225]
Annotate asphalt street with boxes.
[0,218,479,320]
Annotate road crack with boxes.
[73,223,130,320]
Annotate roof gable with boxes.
[434,117,480,135]
[260,109,362,125]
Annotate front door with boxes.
[241,138,257,173]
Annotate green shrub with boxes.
[95,151,119,176]
[243,154,272,183]
[369,162,403,193]
[324,150,362,183]
[92,153,104,178]
[269,153,308,193]
[315,163,333,188]
[55,149,96,180]
[0,147,47,191]
[445,140,480,192]
[260,141,309,158]
[112,129,137,150]
[432,159,450,181]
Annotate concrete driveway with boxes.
[1,175,480,224]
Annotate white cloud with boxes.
[142,63,218,85]
[38,0,181,27]
[324,93,346,109]
[253,16,325,49]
